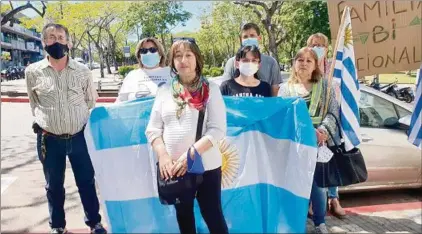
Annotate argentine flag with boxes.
[408,67,422,148]
[332,6,361,151]
[85,96,318,233]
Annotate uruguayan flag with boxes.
[332,6,361,151]
[85,96,317,233]
[408,67,421,148]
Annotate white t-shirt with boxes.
[115,66,172,102]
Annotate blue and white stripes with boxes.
[408,67,422,148]
[84,96,318,233]
[332,7,361,151]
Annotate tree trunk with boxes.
[111,40,118,71]
[264,21,278,61]
[99,52,105,78]
[160,33,166,53]
[136,25,140,40]
[105,52,112,74]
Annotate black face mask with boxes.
[44,42,69,60]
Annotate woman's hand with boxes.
[159,153,174,180]
[172,156,188,177]
[172,146,195,177]
[316,129,328,145]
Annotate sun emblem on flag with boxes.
[218,138,240,188]
[344,23,353,49]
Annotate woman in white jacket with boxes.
[145,38,228,234]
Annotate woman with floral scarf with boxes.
[145,39,228,234]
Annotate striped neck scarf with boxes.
[288,80,323,125]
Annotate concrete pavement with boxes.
[1,102,110,233]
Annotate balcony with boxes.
[1,23,41,41]
[10,39,26,51]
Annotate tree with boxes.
[1,1,46,26]
[22,1,132,77]
[126,1,191,50]
[195,2,257,66]
[21,1,93,59]
[234,1,285,61]
[276,1,330,64]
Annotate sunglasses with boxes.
[172,37,196,44]
[139,47,158,54]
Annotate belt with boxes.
[41,126,85,139]
[42,130,78,139]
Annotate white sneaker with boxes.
[315,223,329,233]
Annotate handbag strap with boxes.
[196,108,206,141]
[324,112,342,148]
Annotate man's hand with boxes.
[32,122,41,134]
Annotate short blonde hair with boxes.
[135,37,167,68]
[306,33,329,48]
[289,47,323,84]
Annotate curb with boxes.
[1,97,116,103]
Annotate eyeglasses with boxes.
[172,37,196,44]
[139,47,158,54]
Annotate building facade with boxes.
[1,22,43,69]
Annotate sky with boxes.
[19,1,213,34]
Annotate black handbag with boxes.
[156,108,206,205]
[314,113,368,188]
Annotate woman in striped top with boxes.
[278,47,340,234]
[145,39,228,234]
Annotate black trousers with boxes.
[174,167,228,234]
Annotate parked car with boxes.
[341,85,421,193]
[210,78,421,193]
[87,62,100,70]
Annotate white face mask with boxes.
[239,62,259,77]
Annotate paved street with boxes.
[1,68,122,95]
[1,102,421,233]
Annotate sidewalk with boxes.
[306,206,421,233]
[1,68,120,102]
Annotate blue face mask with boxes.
[312,46,325,59]
[242,38,259,48]
[141,52,160,68]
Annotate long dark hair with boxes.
[234,45,261,79]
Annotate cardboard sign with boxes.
[328,1,422,76]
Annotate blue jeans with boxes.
[37,129,101,229]
[328,187,339,199]
[311,180,327,226]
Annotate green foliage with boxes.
[277,1,331,64]
[195,2,258,67]
[118,65,136,77]
[202,67,223,77]
[126,1,191,38]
